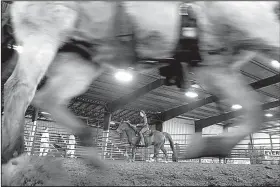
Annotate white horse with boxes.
[2,1,279,167]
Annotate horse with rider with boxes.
[116,110,178,162]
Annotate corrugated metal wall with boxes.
[2,115,278,163]
[162,117,195,156]
[203,124,223,135]
[163,117,194,135]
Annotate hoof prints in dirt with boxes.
[2,155,71,186]
[65,159,280,186]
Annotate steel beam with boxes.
[162,74,280,121]
[155,121,163,132]
[162,96,219,121]
[107,79,165,112]
[268,132,280,136]
[260,124,280,131]
[103,112,112,131]
[224,113,280,129]
[249,74,280,90]
[195,100,280,129]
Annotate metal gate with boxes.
[23,117,130,159]
[17,117,280,165]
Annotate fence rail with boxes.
[21,118,280,165]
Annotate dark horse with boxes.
[116,121,178,162]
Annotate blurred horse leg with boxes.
[183,64,263,158]
[153,145,161,162]
[13,121,25,157]
[39,150,43,157]
[160,145,168,162]
[180,1,279,159]
[2,2,78,163]
[2,37,59,163]
[131,146,136,162]
[32,52,104,168]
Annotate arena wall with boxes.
[3,115,278,164]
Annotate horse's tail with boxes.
[162,132,178,162]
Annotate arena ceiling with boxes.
[2,1,280,136]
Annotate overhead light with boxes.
[13,45,23,53]
[182,27,197,38]
[265,113,273,117]
[191,84,200,88]
[41,111,50,115]
[231,104,242,110]
[271,60,280,69]
[185,91,198,98]
[115,69,133,82]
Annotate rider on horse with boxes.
[137,110,149,146]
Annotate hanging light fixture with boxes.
[191,84,200,88]
[231,104,242,110]
[40,111,51,115]
[114,69,133,82]
[185,86,198,98]
[271,60,280,69]
[265,113,273,117]
[185,91,198,98]
[13,45,23,53]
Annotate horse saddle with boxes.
[136,127,152,137]
[143,129,152,136]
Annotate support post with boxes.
[195,125,203,134]
[223,125,229,133]
[269,134,273,153]
[155,121,163,132]
[28,108,39,155]
[249,134,254,164]
[102,112,111,159]
[221,125,229,164]
[249,134,254,149]
[195,126,202,163]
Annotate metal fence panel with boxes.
[15,117,280,165]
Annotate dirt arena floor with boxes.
[63,159,280,186]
